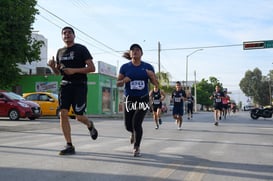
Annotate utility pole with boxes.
[158,41,161,83]
[269,78,272,105]
[186,49,203,90]
[194,70,197,112]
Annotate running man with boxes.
[171,81,186,130]
[222,89,230,119]
[47,27,98,155]
[149,85,166,129]
[186,92,194,120]
[210,85,224,126]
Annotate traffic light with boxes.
[243,41,264,50]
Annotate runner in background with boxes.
[149,85,166,129]
[210,85,224,126]
[171,81,186,130]
[222,88,230,119]
[186,92,194,120]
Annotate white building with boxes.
[18,31,50,75]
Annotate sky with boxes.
[33,0,273,104]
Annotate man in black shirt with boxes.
[47,27,98,155]
[149,86,165,129]
[171,81,186,130]
[210,85,224,126]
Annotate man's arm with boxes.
[160,90,166,101]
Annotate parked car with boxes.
[22,92,75,118]
[0,90,41,120]
[243,105,255,111]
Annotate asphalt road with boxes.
[0,111,272,181]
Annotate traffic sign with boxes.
[265,40,273,48]
[243,40,273,50]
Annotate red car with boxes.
[0,90,41,120]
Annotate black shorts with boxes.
[214,103,222,111]
[173,104,184,116]
[152,102,162,112]
[59,83,87,115]
[222,104,229,110]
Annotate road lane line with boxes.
[150,162,180,180]
[183,165,205,181]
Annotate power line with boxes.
[114,43,243,54]
[38,14,63,29]
[37,13,120,57]
[36,4,119,54]
[143,44,243,52]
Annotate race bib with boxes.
[130,80,145,90]
[216,98,221,103]
[153,99,160,104]
[174,97,181,102]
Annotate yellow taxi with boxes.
[23,92,75,118]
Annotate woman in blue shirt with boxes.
[117,44,158,157]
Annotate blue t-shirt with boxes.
[120,61,154,97]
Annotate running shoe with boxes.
[59,145,75,155]
[133,147,141,157]
[89,121,98,140]
[155,125,159,129]
[214,122,219,126]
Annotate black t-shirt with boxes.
[187,96,194,105]
[171,89,186,106]
[212,91,224,104]
[56,43,93,82]
[151,90,161,105]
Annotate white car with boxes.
[243,105,255,111]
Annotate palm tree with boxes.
[156,71,170,87]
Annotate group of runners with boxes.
[210,85,233,126]
[49,26,233,157]
[150,84,233,129]
[149,81,195,130]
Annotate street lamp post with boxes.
[194,70,197,112]
[267,77,272,105]
[186,49,203,90]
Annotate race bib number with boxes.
[215,98,221,103]
[153,99,160,104]
[174,97,181,102]
[130,80,145,90]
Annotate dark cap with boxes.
[130,44,142,52]
[62,26,75,35]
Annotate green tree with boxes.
[151,71,172,94]
[239,68,271,106]
[156,71,170,87]
[195,76,223,110]
[0,0,43,89]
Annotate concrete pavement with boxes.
[0,111,272,181]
